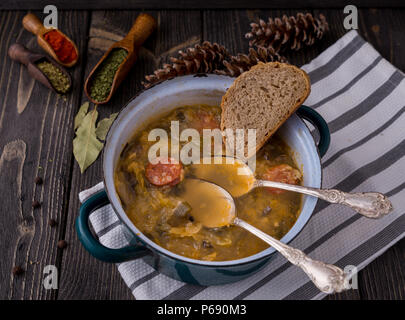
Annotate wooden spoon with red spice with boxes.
[22,13,79,67]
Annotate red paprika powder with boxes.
[44,30,77,64]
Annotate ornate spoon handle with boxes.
[233,218,351,294]
[255,180,393,219]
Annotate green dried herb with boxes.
[89,48,128,102]
[36,61,71,94]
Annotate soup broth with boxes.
[114,105,302,261]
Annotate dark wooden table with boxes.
[1,2,404,300]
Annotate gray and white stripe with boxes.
[79,30,405,300]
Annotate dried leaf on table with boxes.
[73,106,103,173]
[74,102,90,130]
[95,112,118,141]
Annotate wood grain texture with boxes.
[358,239,405,300]
[57,10,202,300]
[2,0,405,10]
[0,10,89,300]
[359,8,405,72]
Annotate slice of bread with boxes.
[221,62,310,158]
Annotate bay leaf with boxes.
[73,108,103,173]
[74,102,90,130]
[95,112,118,141]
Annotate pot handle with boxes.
[296,105,330,158]
[76,190,149,263]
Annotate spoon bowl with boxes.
[180,179,236,228]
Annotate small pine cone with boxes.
[245,13,328,52]
[143,64,178,86]
[215,46,288,77]
[143,41,231,88]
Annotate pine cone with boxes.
[245,13,328,52]
[143,41,231,88]
[215,46,287,77]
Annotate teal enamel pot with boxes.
[76,74,330,285]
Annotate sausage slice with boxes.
[146,157,183,186]
[262,164,301,194]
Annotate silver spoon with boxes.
[185,179,352,294]
[191,157,393,219]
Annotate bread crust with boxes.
[220,62,311,157]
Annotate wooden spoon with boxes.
[185,179,351,294]
[8,43,72,94]
[84,13,157,105]
[22,13,79,67]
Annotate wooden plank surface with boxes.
[2,0,405,10]
[0,10,89,299]
[0,7,404,300]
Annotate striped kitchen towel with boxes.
[79,30,405,300]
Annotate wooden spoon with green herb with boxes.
[8,43,72,94]
[84,13,157,104]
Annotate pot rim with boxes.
[103,74,322,267]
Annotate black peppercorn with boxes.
[57,240,67,249]
[12,266,24,276]
[34,177,43,185]
[32,200,41,209]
